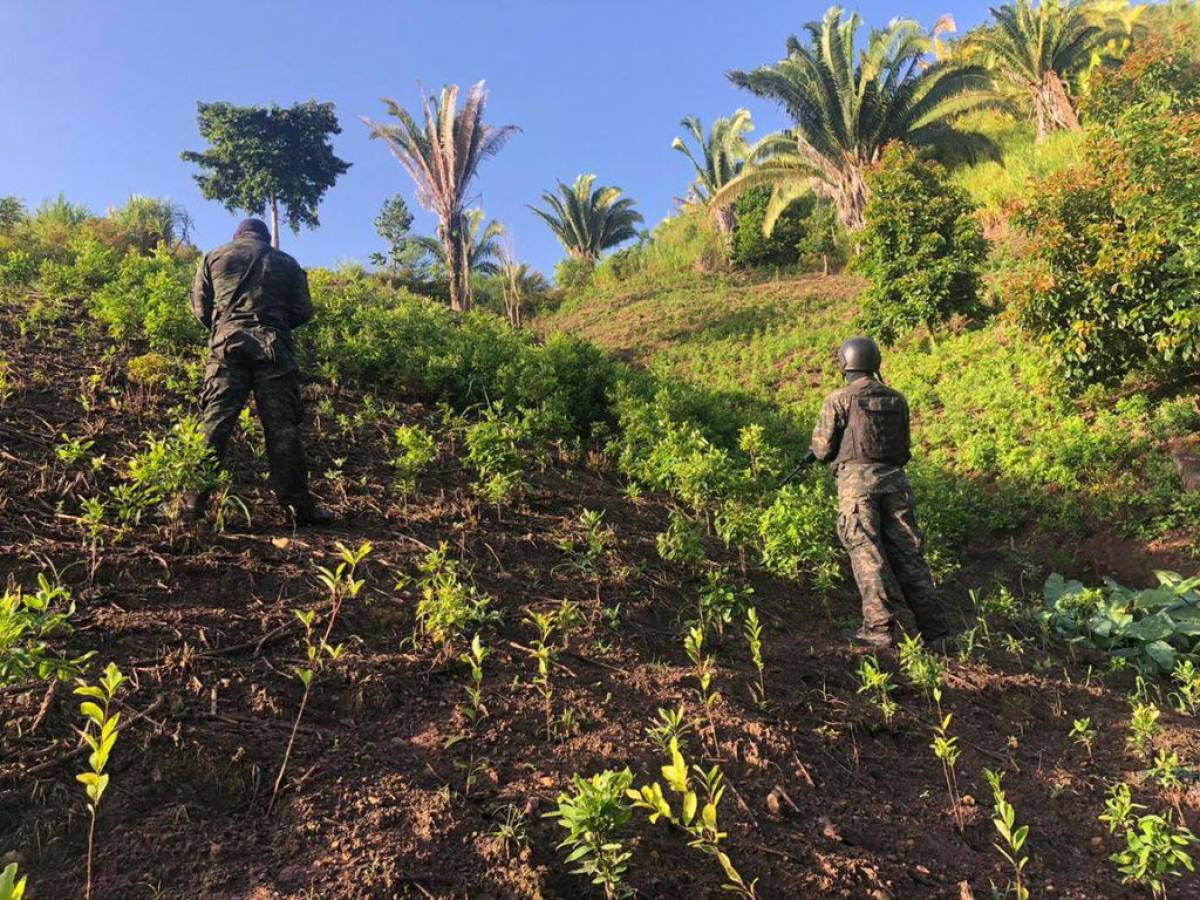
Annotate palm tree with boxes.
[412,208,505,281]
[720,6,997,231]
[528,174,644,260]
[966,0,1139,141]
[361,82,519,311]
[671,109,753,234]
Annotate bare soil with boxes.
[1,305,1197,899]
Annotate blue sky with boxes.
[0,0,995,276]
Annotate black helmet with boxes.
[838,336,881,373]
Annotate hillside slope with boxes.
[541,269,1199,583]
[2,297,1198,898]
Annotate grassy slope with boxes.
[540,265,1197,580]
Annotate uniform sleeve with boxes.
[809,392,847,463]
[190,255,213,330]
[288,263,313,329]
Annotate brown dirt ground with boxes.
[1,304,1198,899]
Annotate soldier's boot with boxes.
[844,623,898,649]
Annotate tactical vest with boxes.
[834,378,911,467]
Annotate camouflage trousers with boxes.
[835,485,949,640]
[199,329,311,509]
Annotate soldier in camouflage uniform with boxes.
[806,337,949,648]
[186,218,332,525]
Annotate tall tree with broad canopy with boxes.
[181,100,350,248]
[529,174,644,260]
[966,0,1141,141]
[361,82,519,312]
[720,6,998,232]
[671,109,754,234]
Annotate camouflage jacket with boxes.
[190,235,312,351]
[810,375,912,498]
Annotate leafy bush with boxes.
[555,256,595,290]
[729,186,809,269]
[1038,571,1200,674]
[391,424,437,495]
[90,244,203,351]
[756,480,839,588]
[1012,42,1200,384]
[0,250,35,289]
[856,145,987,343]
[545,769,635,899]
[1,571,94,686]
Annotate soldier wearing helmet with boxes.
[807,337,950,649]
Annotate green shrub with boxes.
[729,186,809,269]
[555,256,595,290]
[855,145,987,343]
[37,232,119,300]
[0,250,35,289]
[1013,42,1200,385]
[90,244,202,351]
[756,479,839,588]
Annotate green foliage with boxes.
[697,569,752,637]
[743,606,766,708]
[1,571,94,686]
[724,6,998,231]
[983,769,1030,900]
[464,403,544,507]
[1126,702,1161,758]
[626,738,758,897]
[1101,783,1198,898]
[856,146,987,343]
[729,186,810,269]
[1012,53,1200,383]
[555,255,595,289]
[90,243,203,351]
[530,174,644,261]
[1069,717,1097,757]
[756,480,839,588]
[1039,571,1200,675]
[545,769,635,899]
[182,100,350,242]
[107,195,192,252]
[645,706,693,755]
[1169,659,1200,716]
[856,654,897,723]
[459,633,488,723]
[404,544,496,654]
[0,861,26,900]
[931,694,964,832]
[898,633,945,700]
[391,424,437,496]
[656,510,705,569]
[74,661,126,900]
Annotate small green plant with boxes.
[1100,783,1198,898]
[697,568,752,637]
[402,544,496,656]
[545,768,635,900]
[490,804,529,858]
[626,738,758,898]
[1,571,94,686]
[1127,701,1161,759]
[856,655,897,724]
[684,624,720,743]
[656,509,705,569]
[743,607,766,709]
[0,861,26,900]
[55,433,96,468]
[898,633,944,701]
[526,609,559,742]
[75,662,126,900]
[460,633,488,725]
[645,706,693,754]
[983,768,1030,900]
[464,402,542,510]
[1069,717,1097,760]
[1169,659,1200,716]
[1149,750,1183,791]
[930,688,964,832]
[391,423,436,496]
[271,542,370,812]
[556,508,614,604]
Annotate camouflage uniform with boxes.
[190,228,316,511]
[810,375,948,641]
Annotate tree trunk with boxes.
[1034,71,1080,142]
[269,194,280,249]
[444,221,468,313]
[834,164,869,232]
[714,205,735,236]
